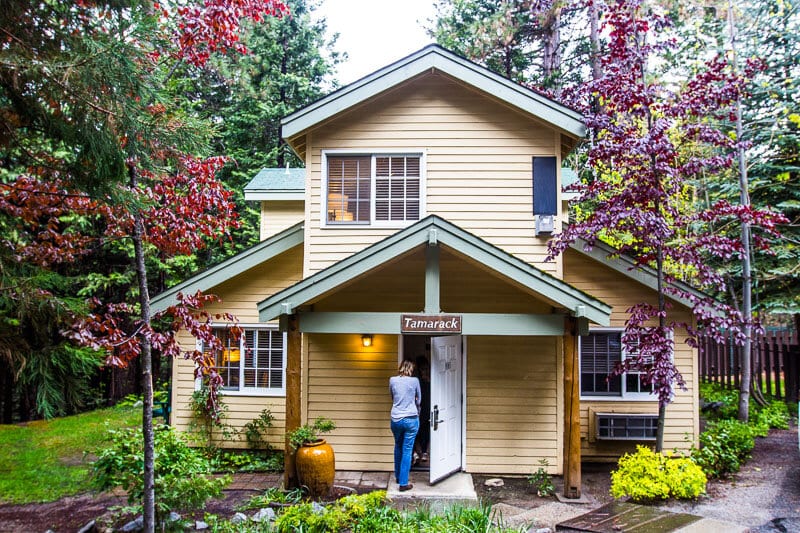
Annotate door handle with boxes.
[432,405,444,431]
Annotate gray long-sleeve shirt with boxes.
[389,375,421,421]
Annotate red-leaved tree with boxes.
[548,0,786,450]
[0,0,287,529]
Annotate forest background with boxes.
[0,0,797,426]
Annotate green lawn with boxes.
[0,405,141,504]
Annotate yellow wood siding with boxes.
[312,247,553,313]
[562,249,699,459]
[303,73,563,277]
[170,245,303,446]
[466,336,561,475]
[305,334,398,470]
[260,201,304,241]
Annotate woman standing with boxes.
[389,359,421,491]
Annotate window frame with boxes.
[579,328,662,402]
[320,150,426,229]
[195,323,287,397]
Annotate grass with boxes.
[0,405,141,504]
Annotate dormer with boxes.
[244,167,305,240]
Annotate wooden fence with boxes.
[698,328,800,404]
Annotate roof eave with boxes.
[258,216,610,325]
[151,222,304,314]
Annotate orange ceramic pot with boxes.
[295,439,335,498]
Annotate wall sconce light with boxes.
[361,334,373,348]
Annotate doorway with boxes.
[402,334,464,484]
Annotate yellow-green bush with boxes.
[611,446,706,502]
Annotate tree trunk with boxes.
[130,163,156,533]
[589,0,602,82]
[540,3,562,96]
[729,2,754,422]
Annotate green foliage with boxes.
[527,458,556,497]
[189,386,238,445]
[91,425,230,522]
[244,408,275,450]
[287,416,336,450]
[699,382,740,420]
[691,419,756,478]
[0,405,140,504]
[751,400,790,435]
[209,448,284,473]
[611,446,706,502]
[238,487,304,511]
[273,492,391,532]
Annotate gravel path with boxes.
[656,426,800,531]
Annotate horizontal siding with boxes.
[466,336,561,475]
[260,201,304,241]
[304,73,563,276]
[170,246,304,444]
[563,250,699,459]
[306,334,398,471]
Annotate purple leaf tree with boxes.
[548,0,785,451]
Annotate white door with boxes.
[429,335,463,484]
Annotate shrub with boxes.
[287,416,336,450]
[91,425,229,523]
[691,419,755,478]
[751,400,790,436]
[699,382,739,420]
[244,409,275,450]
[611,446,706,502]
[527,458,556,497]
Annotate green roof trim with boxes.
[258,216,611,325]
[244,168,305,201]
[569,239,708,309]
[151,222,304,313]
[282,45,586,141]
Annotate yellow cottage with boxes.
[152,45,700,498]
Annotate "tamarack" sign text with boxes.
[400,314,462,334]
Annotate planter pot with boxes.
[295,439,335,498]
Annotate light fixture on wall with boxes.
[361,334,373,348]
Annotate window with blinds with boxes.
[580,331,623,396]
[327,156,371,223]
[375,156,420,221]
[203,327,286,395]
[325,154,422,225]
[580,330,655,398]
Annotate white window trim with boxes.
[320,149,427,229]
[579,327,669,402]
[194,323,286,397]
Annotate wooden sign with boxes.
[401,314,462,334]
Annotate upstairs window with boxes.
[325,154,421,225]
[202,326,286,396]
[580,330,655,399]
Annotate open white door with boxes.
[429,335,463,484]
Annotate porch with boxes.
[258,217,613,499]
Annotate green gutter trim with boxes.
[151,223,304,313]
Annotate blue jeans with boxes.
[390,416,419,486]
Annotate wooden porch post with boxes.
[284,313,301,489]
[562,316,582,498]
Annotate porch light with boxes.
[361,334,373,348]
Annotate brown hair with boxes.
[398,359,416,377]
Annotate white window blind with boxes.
[327,156,371,223]
[375,156,420,221]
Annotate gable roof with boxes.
[258,216,611,325]
[150,222,304,313]
[281,45,586,145]
[244,168,305,201]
